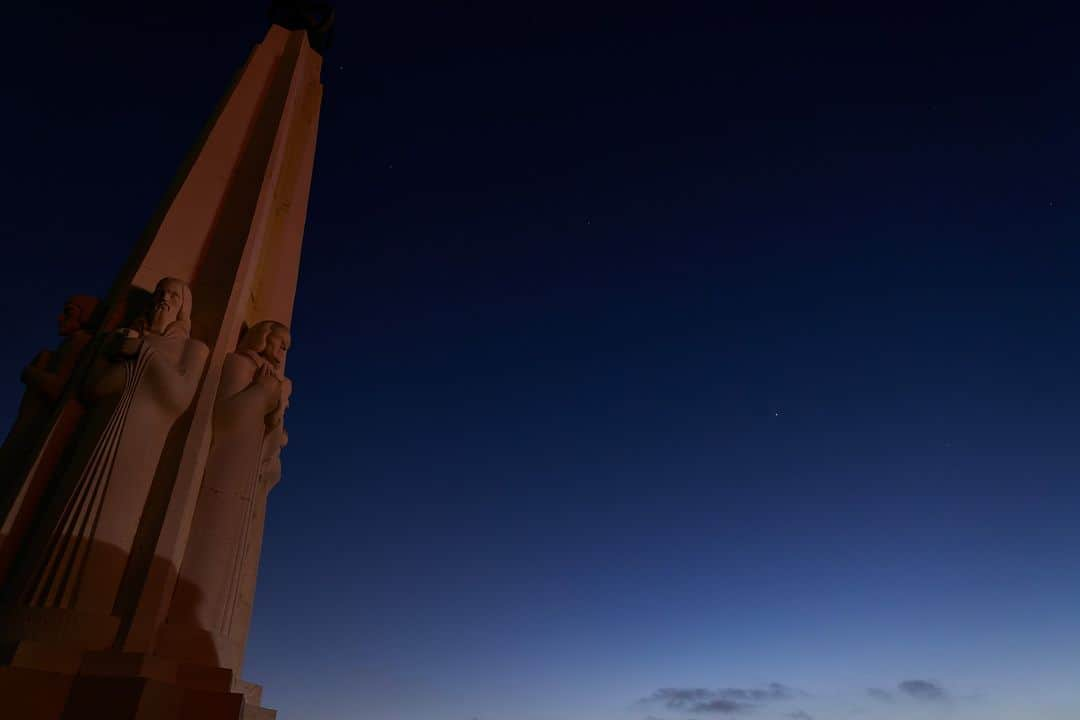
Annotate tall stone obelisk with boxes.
[0,4,332,719]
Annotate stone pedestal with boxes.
[0,649,279,719]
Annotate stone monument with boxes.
[0,4,331,718]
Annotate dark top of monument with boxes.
[269,0,335,55]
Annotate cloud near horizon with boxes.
[642,683,802,715]
[899,680,949,702]
[868,679,950,704]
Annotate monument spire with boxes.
[0,7,331,719]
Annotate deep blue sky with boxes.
[4,3,1080,719]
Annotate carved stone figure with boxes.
[23,278,208,614]
[160,320,291,670]
[0,295,99,476]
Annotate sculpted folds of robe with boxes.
[23,303,208,615]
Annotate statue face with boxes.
[57,302,82,336]
[150,279,184,329]
[262,328,291,370]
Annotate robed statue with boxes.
[0,295,99,481]
[22,278,208,613]
[161,320,292,671]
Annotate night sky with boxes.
[4,3,1080,719]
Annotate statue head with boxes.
[138,277,192,338]
[58,295,99,336]
[240,320,291,372]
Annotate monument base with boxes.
[0,648,276,719]
[236,679,278,720]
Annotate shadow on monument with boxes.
[0,536,263,720]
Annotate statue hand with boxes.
[254,362,278,389]
[114,329,143,358]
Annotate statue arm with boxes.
[259,423,288,490]
[21,333,92,402]
[19,350,52,385]
[105,328,143,358]
[144,339,209,411]
[217,388,278,429]
[81,330,144,403]
[214,357,281,423]
[266,378,292,429]
[82,355,124,403]
[21,365,55,395]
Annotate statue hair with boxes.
[239,321,290,354]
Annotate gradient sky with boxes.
[4,3,1080,720]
